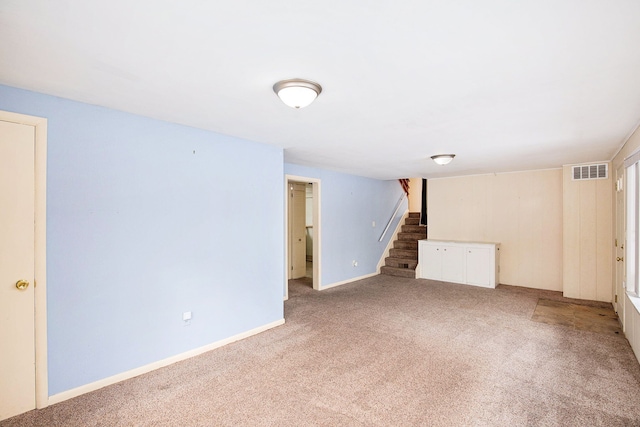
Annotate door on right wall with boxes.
[615,165,625,321]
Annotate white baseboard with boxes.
[48,318,285,405]
[320,272,379,290]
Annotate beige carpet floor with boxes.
[4,275,640,426]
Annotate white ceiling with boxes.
[2,0,640,180]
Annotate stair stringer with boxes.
[376,209,410,274]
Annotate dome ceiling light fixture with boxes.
[273,78,322,109]
[431,154,456,165]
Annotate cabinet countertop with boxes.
[419,239,501,246]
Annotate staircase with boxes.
[380,212,426,278]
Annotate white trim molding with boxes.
[49,318,285,405]
[320,272,379,291]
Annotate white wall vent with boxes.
[572,163,608,180]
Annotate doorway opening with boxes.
[285,175,320,299]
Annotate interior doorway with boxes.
[285,175,320,299]
[288,181,307,280]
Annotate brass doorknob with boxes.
[15,280,29,290]
[617,257,624,262]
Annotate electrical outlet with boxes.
[183,311,192,326]
[372,221,376,227]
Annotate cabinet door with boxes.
[466,247,492,287]
[441,245,465,284]
[421,244,442,280]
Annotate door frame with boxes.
[285,174,321,299]
[615,164,625,322]
[288,182,307,280]
[1,110,48,409]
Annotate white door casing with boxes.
[289,182,306,279]
[615,165,625,321]
[0,111,47,420]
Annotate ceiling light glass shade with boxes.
[431,154,455,165]
[273,79,322,109]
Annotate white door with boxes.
[421,244,442,280]
[0,120,36,421]
[441,245,465,284]
[615,165,625,320]
[466,247,492,287]
[288,182,306,279]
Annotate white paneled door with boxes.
[0,120,36,421]
[441,245,465,284]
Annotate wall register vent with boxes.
[572,164,608,180]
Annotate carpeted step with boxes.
[398,232,427,241]
[380,266,416,278]
[401,224,426,234]
[389,248,418,259]
[381,212,424,278]
[393,240,418,250]
[384,257,418,269]
[404,218,420,226]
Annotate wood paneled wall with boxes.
[562,164,613,302]
[427,170,563,291]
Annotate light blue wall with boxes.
[285,163,406,287]
[0,85,284,396]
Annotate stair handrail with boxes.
[379,193,406,242]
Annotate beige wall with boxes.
[562,164,612,302]
[428,170,563,291]
[408,178,422,213]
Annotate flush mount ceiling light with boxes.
[273,78,322,109]
[431,154,456,165]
